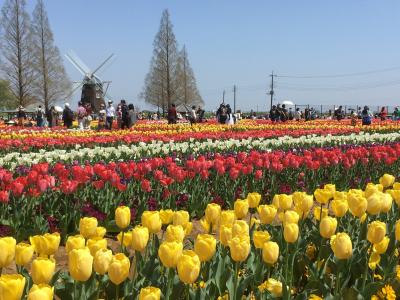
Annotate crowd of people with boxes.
[167,104,205,125]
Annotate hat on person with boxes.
[65,103,70,107]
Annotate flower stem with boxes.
[165,267,174,300]
[115,284,120,300]
[120,231,125,253]
[335,263,341,296]
[361,245,372,291]
[233,261,239,300]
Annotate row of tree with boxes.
[141,10,204,114]
[0,0,70,111]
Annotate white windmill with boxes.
[65,51,115,113]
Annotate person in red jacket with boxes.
[167,104,177,124]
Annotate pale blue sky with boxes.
[21,0,400,111]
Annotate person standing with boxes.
[62,103,74,128]
[36,105,44,127]
[295,108,301,121]
[120,99,129,129]
[105,101,115,130]
[98,103,106,130]
[334,106,344,121]
[128,104,137,128]
[48,106,57,127]
[17,106,26,126]
[361,106,373,125]
[77,102,86,130]
[167,104,177,124]
[378,106,387,121]
[216,104,227,124]
[189,105,197,125]
[393,107,400,121]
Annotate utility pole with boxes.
[233,85,236,113]
[269,71,277,110]
[222,90,225,104]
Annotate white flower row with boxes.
[1,131,399,170]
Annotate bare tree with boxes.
[175,45,204,108]
[0,79,16,109]
[0,0,35,107]
[31,0,71,112]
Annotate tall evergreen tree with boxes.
[31,0,71,112]
[0,0,35,107]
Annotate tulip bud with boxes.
[232,220,249,239]
[94,248,113,275]
[68,248,93,282]
[30,233,60,257]
[367,193,383,215]
[0,274,26,300]
[373,236,390,254]
[31,257,55,284]
[247,192,261,208]
[331,199,348,217]
[367,221,387,244]
[294,193,313,213]
[282,210,299,226]
[87,237,108,256]
[365,183,383,198]
[283,223,299,243]
[347,194,367,218]
[219,210,236,227]
[278,194,293,210]
[115,206,131,229]
[330,232,352,259]
[194,234,216,262]
[160,209,174,225]
[319,216,337,239]
[266,278,283,297]
[0,237,16,268]
[219,225,232,246]
[234,199,249,219]
[314,189,332,204]
[65,235,85,254]
[139,286,161,300]
[79,217,98,239]
[368,252,380,270]
[253,231,271,249]
[95,226,107,238]
[205,203,221,225]
[27,284,53,300]
[158,241,183,268]
[142,211,162,234]
[172,210,190,228]
[324,184,336,194]
[15,242,34,266]
[108,253,130,285]
[257,205,277,224]
[165,225,185,243]
[379,174,395,188]
[380,193,392,213]
[228,236,250,262]
[177,250,201,284]
[262,241,279,265]
[131,226,149,252]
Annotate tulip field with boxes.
[1,120,400,299]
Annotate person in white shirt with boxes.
[105,101,115,130]
[190,105,197,124]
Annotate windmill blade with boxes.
[65,53,87,76]
[68,51,91,74]
[92,53,115,76]
[64,82,83,100]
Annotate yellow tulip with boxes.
[228,236,250,262]
[29,233,60,257]
[347,194,367,218]
[282,210,299,226]
[365,183,383,198]
[205,203,221,224]
[367,221,386,244]
[160,209,174,225]
[330,232,352,259]
[219,225,233,246]
[139,286,161,300]
[387,189,400,207]
[368,252,381,270]
[394,182,400,190]
[219,210,236,227]
[194,234,216,262]
[331,199,348,217]
[313,206,328,221]
[380,193,392,213]
[185,222,193,236]
[373,236,390,254]
[396,220,400,241]
[117,231,132,248]
[314,189,332,204]
[319,217,337,239]
[95,226,107,238]
[266,278,283,297]
[165,225,185,243]
[257,205,277,224]
[79,217,98,239]
[177,250,201,284]
[379,173,395,188]
[142,211,162,234]
[68,248,93,282]
[247,192,261,208]
[65,235,85,254]
[131,226,149,252]
[278,194,293,210]
[0,274,26,300]
[324,184,336,194]
[234,199,249,219]
[87,237,108,256]
[293,193,313,213]
[27,284,53,300]
[108,253,130,285]
[115,206,131,230]
[250,217,260,229]
[232,220,249,238]
[200,218,211,233]
[172,210,190,229]
[262,241,279,265]
[15,242,34,266]
[284,223,299,243]
[334,191,347,200]
[0,237,16,268]
[253,231,271,249]
[31,257,55,284]
[158,241,183,268]
[93,248,113,275]
[367,192,383,215]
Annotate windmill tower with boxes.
[65,52,114,113]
